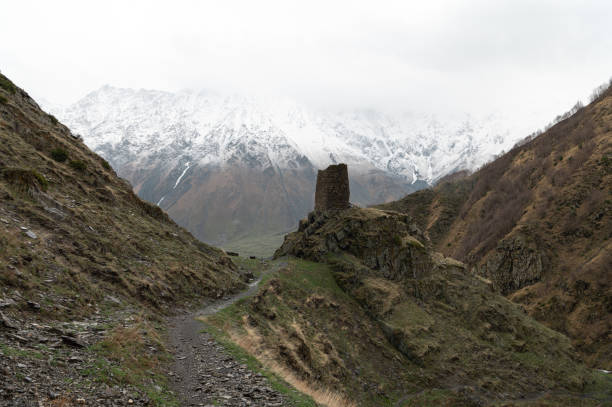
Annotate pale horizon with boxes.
[1,0,611,134]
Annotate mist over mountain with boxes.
[45,85,529,252]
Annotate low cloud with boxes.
[1,0,611,131]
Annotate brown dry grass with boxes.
[97,314,166,380]
[377,85,612,368]
[228,320,358,407]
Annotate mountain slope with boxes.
[377,83,612,368]
[0,73,244,404]
[204,208,611,406]
[48,87,524,250]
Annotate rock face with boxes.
[314,164,350,212]
[478,234,545,295]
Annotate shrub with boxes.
[50,148,68,162]
[47,114,58,125]
[136,197,170,223]
[0,74,17,94]
[392,235,402,246]
[1,167,48,192]
[69,160,86,171]
[0,95,7,104]
[101,159,112,170]
[601,155,612,174]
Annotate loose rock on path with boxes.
[168,264,290,406]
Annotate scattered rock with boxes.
[0,298,16,308]
[0,311,17,330]
[478,234,545,294]
[61,335,85,348]
[25,230,37,239]
[44,206,67,219]
[105,295,122,304]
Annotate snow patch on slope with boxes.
[174,162,191,189]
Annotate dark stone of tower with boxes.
[314,163,350,212]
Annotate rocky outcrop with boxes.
[277,208,450,281]
[477,234,545,294]
[314,164,350,212]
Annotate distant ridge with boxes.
[47,86,525,252]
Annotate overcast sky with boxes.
[1,0,611,130]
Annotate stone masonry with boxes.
[314,163,350,212]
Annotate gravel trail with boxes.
[168,262,289,407]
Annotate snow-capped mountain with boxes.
[53,85,522,183]
[47,86,528,253]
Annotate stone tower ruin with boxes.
[314,163,350,212]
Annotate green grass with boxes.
[231,256,267,277]
[81,320,180,407]
[583,370,612,401]
[1,167,48,192]
[0,343,45,360]
[396,389,458,406]
[286,257,349,298]
[222,231,287,258]
[205,257,412,407]
[81,356,179,407]
[201,258,324,407]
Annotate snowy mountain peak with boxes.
[49,85,528,183]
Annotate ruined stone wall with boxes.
[314,163,350,212]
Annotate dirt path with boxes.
[167,261,289,407]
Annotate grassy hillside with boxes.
[206,208,611,406]
[0,73,244,404]
[377,85,612,368]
